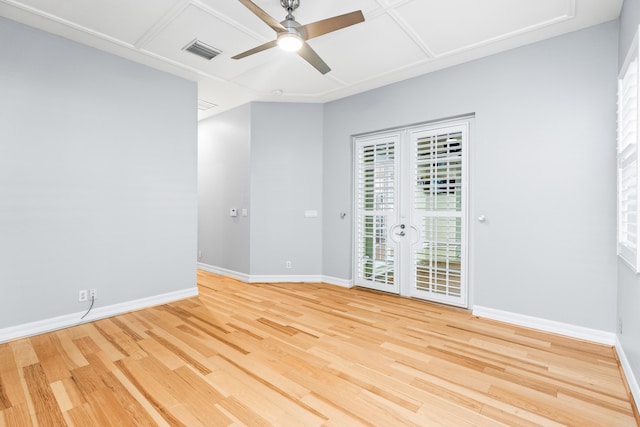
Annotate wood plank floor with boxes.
[0,270,637,426]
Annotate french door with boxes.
[354,120,469,307]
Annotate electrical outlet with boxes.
[89,289,97,300]
[198,249,202,260]
[618,318,623,334]
[79,290,88,302]
[286,260,292,269]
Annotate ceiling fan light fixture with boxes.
[277,33,303,52]
[234,0,365,74]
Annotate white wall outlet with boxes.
[286,260,292,269]
[198,249,202,260]
[230,208,238,217]
[89,289,97,300]
[79,289,88,302]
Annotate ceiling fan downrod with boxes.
[280,0,300,15]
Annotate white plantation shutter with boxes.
[353,119,470,306]
[355,135,398,291]
[618,32,640,272]
[411,126,467,306]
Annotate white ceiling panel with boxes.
[398,0,572,56]
[8,0,180,44]
[142,3,269,81]
[0,0,623,120]
[317,12,427,84]
[195,0,273,39]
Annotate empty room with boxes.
[1,0,639,425]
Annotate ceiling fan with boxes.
[232,0,365,74]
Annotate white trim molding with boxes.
[249,275,324,283]
[0,287,199,344]
[198,264,325,283]
[615,335,640,411]
[321,275,354,288]
[197,263,354,288]
[198,262,250,282]
[472,306,616,346]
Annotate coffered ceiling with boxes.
[0,0,623,120]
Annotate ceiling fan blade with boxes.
[238,0,286,32]
[232,40,278,59]
[297,41,330,74]
[300,10,364,40]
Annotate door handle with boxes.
[390,223,406,239]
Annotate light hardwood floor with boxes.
[0,270,638,426]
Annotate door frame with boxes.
[352,116,473,308]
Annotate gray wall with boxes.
[617,0,640,401]
[323,21,618,331]
[198,104,251,275]
[197,102,323,277]
[250,103,323,276]
[0,17,197,328]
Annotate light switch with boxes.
[241,208,248,217]
[304,210,318,218]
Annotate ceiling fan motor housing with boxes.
[280,16,305,39]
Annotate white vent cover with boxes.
[198,99,218,111]
[183,39,221,60]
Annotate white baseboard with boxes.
[197,263,353,287]
[198,262,250,282]
[472,305,616,346]
[198,264,323,283]
[615,335,640,411]
[321,275,354,288]
[0,287,199,344]
[250,274,324,283]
